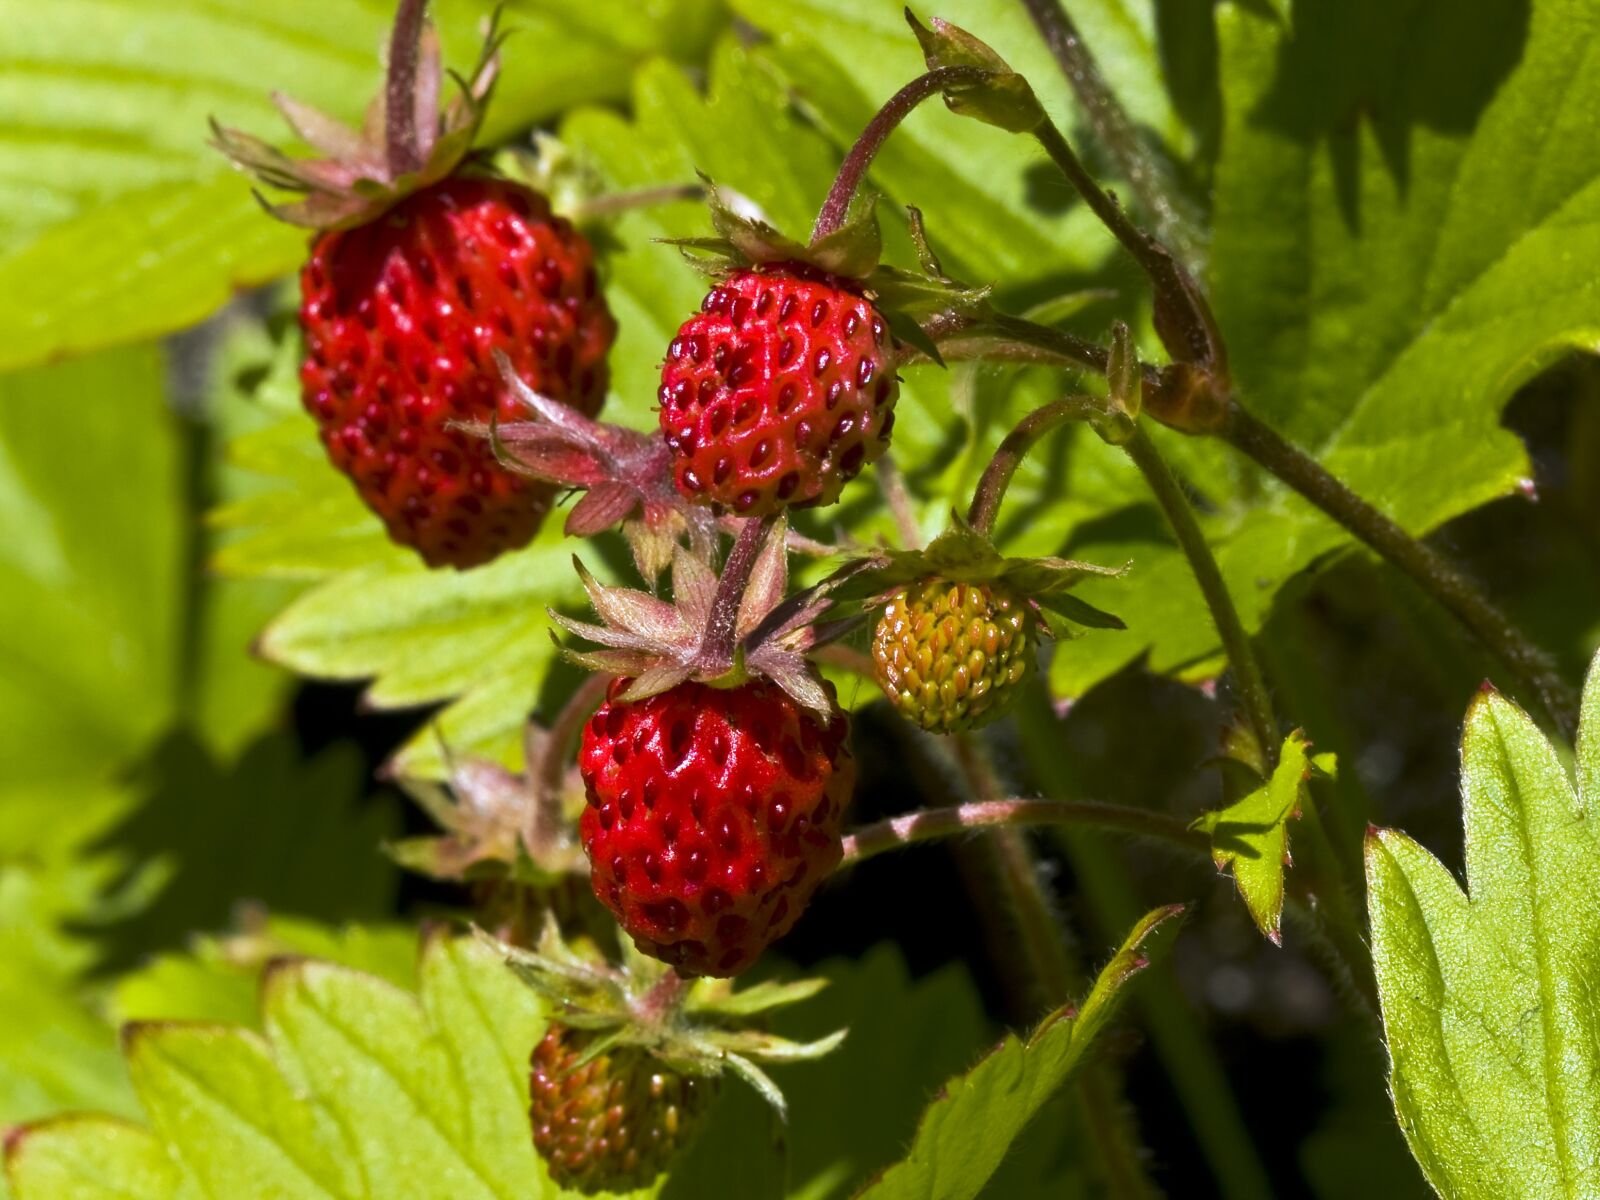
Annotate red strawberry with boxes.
[301,176,612,567]
[530,1022,715,1193]
[578,678,854,977]
[659,264,898,515]
[214,7,615,568]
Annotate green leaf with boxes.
[2,1117,188,1200]
[1052,0,1600,695]
[2,934,662,1200]
[856,905,1183,1200]
[0,349,184,786]
[111,917,418,1031]
[1193,731,1312,942]
[666,946,992,1199]
[1365,649,1600,1198]
[731,0,1197,282]
[0,0,724,372]
[82,733,400,972]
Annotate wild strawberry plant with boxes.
[1,1,1597,1198]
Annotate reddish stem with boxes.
[811,65,993,243]
[967,396,1101,535]
[840,796,1208,867]
[698,515,776,676]
[526,671,613,855]
[385,0,430,178]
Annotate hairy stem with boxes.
[566,182,705,221]
[968,396,1102,534]
[839,797,1209,866]
[1032,122,1223,371]
[1017,0,1199,266]
[527,671,612,854]
[1223,405,1579,737]
[698,514,775,675]
[876,453,923,548]
[931,309,1578,730]
[1123,426,1278,762]
[915,310,1115,374]
[634,969,692,1024]
[812,66,994,242]
[948,735,1159,1197]
[385,0,430,178]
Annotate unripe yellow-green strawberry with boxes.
[872,578,1036,733]
[530,1023,716,1193]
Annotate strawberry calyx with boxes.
[389,718,591,887]
[210,3,504,230]
[481,918,845,1119]
[832,516,1128,640]
[668,179,991,364]
[462,354,715,580]
[552,517,856,718]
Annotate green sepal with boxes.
[806,186,884,278]
[906,10,1047,133]
[1035,591,1127,632]
[829,517,1126,608]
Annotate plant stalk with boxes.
[948,735,1161,1198]
[1012,691,1275,1200]
[876,452,923,548]
[1016,0,1200,265]
[1031,121,1224,371]
[698,514,775,675]
[1122,426,1278,763]
[812,66,994,242]
[839,797,1210,867]
[1222,404,1579,738]
[527,671,613,855]
[968,396,1102,534]
[385,0,430,178]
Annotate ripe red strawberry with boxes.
[301,177,612,566]
[530,1022,715,1193]
[659,264,898,515]
[578,678,854,977]
[214,7,615,568]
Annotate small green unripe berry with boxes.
[871,578,1036,733]
[530,1024,716,1193]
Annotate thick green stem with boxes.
[1223,405,1579,738]
[839,796,1209,868]
[1031,122,1224,373]
[1122,427,1278,763]
[1016,0,1201,266]
[967,396,1101,535]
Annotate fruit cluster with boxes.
[219,2,1099,1188]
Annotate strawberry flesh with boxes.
[659,265,898,515]
[301,175,615,568]
[579,679,853,976]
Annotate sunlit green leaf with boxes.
[857,905,1182,1200]
[1366,649,1600,1198]
[0,0,724,371]
[1,935,665,1200]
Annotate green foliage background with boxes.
[1,0,1598,1196]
